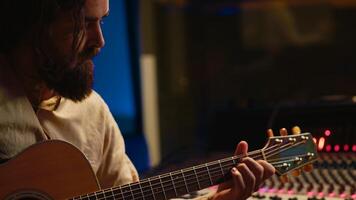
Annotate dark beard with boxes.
[38,48,99,102]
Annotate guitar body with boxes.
[0,140,100,200]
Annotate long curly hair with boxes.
[0,0,86,54]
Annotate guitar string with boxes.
[73,148,263,198]
[85,158,308,200]
[76,144,295,200]
[75,140,310,200]
[266,153,310,163]
[74,143,290,200]
[72,148,265,200]
[80,159,303,200]
[82,155,305,200]
[264,140,310,161]
[105,143,278,195]
[102,155,306,200]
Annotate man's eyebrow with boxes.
[85,11,110,21]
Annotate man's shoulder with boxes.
[59,90,111,116]
[83,90,107,107]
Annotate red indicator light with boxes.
[318,137,325,151]
[352,145,356,152]
[334,144,340,152]
[324,130,331,137]
[326,145,332,152]
[344,144,350,152]
[307,192,315,197]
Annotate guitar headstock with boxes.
[263,128,318,176]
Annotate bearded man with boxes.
[0,0,274,199]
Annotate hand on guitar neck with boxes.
[210,126,317,200]
[210,141,275,200]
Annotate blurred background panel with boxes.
[92,0,356,173]
[140,0,356,166]
[90,1,356,197]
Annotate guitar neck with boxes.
[71,133,318,200]
[72,150,264,200]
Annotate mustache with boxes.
[78,47,100,60]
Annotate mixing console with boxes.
[250,153,356,200]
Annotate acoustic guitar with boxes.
[0,128,317,200]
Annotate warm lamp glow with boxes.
[313,137,317,144]
[318,137,325,151]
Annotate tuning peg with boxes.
[292,126,301,135]
[291,169,302,177]
[267,129,274,138]
[280,174,289,183]
[303,164,314,172]
[279,128,288,136]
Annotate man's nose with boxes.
[87,22,105,49]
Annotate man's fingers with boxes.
[231,167,245,199]
[257,160,276,180]
[236,163,255,199]
[242,157,264,191]
[217,180,232,192]
[223,141,276,200]
[235,141,248,155]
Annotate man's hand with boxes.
[210,141,275,200]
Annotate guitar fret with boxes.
[86,195,91,200]
[96,191,105,200]
[139,180,151,200]
[108,188,115,199]
[120,186,125,200]
[104,190,108,199]
[261,149,266,160]
[218,160,225,177]
[129,184,135,200]
[171,172,185,196]
[93,192,98,200]
[192,166,201,190]
[232,157,236,166]
[121,186,133,200]
[132,183,146,200]
[170,172,178,197]
[138,182,145,200]
[194,166,209,189]
[105,190,109,200]
[158,175,167,200]
[148,178,156,200]
[205,163,213,185]
[181,169,190,194]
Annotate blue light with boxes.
[93,0,136,134]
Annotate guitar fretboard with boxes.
[72,150,264,200]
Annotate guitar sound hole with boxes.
[5,190,52,200]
